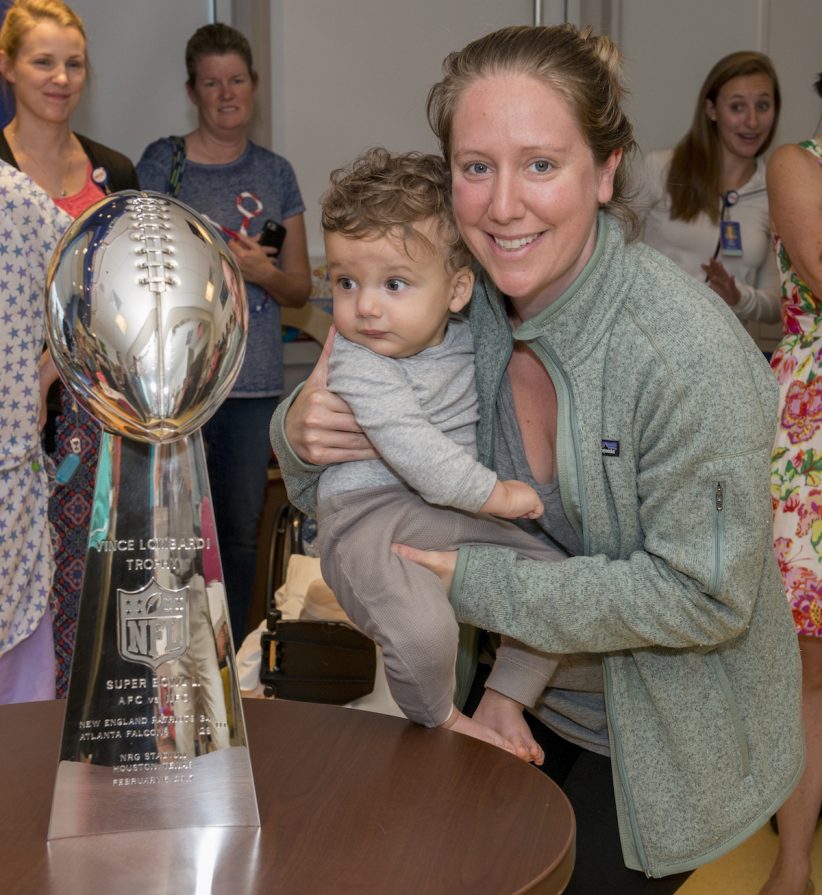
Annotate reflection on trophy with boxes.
[45,192,260,838]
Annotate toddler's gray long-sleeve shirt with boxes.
[318,317,498,509]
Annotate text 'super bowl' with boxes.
[45,191,247,442]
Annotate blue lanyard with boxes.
[721,189,739,221]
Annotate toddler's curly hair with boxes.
[321,147,471,271]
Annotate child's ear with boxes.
[448,267,474,313]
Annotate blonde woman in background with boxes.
[0,0,138,698]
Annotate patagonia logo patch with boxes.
[601,439,620,457]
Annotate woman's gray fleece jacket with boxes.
[270,214,803,878]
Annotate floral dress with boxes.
[770,137,822,638]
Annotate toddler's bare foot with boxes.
[440,706,517,756]
[473,688,545,765]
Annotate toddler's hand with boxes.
[481,480,544,520]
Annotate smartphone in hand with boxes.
[259,219,287,252]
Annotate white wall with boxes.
[619,0,764,156]
[52,1,822,261]
[69,0,219,164]
[619,0,822,156]
[765,0,822,145]
[269,0,822,257]
[270,0,539,256]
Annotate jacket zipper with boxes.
[710,482,725,595]
[529,338,650,871]
[484,314,515,471]
[603,662,652,875]
[528,341,589,551]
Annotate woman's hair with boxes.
[815,72,822,99]
[0,0,86,63]
[426,23,638,238]
[667,51,781,224]
[185,22,256,87]
[321,147,471,272]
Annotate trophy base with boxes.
[48,747,259,839]
[48,432,260,839]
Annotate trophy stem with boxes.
[48,431,259,839]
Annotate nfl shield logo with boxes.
[117,579,189,669]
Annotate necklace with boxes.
[8,128,74,197]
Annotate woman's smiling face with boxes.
[449,72,620,319]
[1,21,86,125]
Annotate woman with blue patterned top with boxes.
[137,23,311,649]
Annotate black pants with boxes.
[466,669,691,895]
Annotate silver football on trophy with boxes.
[45,191,247,442]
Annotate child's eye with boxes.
[336,276,356,291]
[385,278,407,292]
[530,159,552,174]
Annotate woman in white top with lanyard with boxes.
[635,51,781,327]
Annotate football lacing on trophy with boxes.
[126,196,179,293]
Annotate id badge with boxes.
[720,220,743,257]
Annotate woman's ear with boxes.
[597,148,622,205]
[449,267,475,313]
[705,99,717,122]
[0,52,14,84]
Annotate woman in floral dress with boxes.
[764,75,822,895]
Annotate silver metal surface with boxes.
[45,191,247,442]
[46,192,259,839]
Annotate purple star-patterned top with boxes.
[0,162,70,658]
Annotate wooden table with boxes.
[0,698,574,895]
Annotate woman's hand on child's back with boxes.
[481,480,544,520]
[286,327,378,465]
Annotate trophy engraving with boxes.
[117,580,189,669]
[45,192,259,839]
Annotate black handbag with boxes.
[259,503,377,704]
[260,619,377,704]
